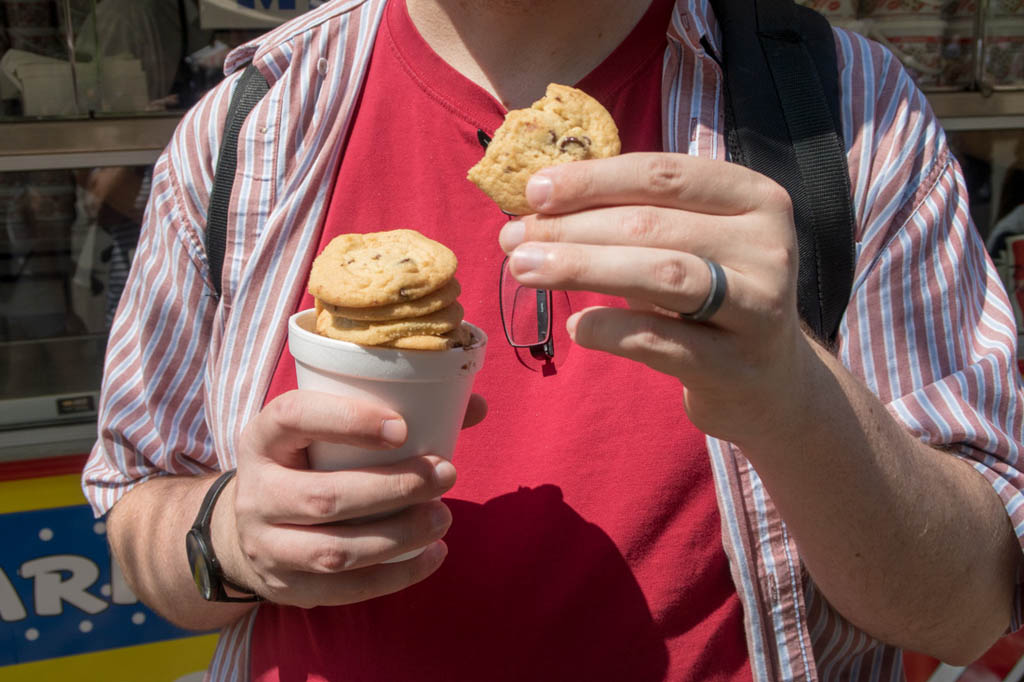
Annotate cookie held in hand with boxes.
[467,83,621,215]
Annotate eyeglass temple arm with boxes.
[531,289,554,358]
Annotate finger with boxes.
[507,242,741,325]
[250,455,457,525]
[566,306,726,379]
[244,390,407,468]
[269,540,449,609]
[499,205,737,256]
[252,500,452,573]
[525,152,788,216]
[462,393,487,429]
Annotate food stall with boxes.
[0,0,1021,679]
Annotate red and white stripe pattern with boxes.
[83,0,1024,679]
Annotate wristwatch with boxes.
[185,469,262,603]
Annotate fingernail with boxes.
[526,174,553,209]
[433,458,456,483]
[510,245,547,273]
[500,220,526,252]
[381,419,407,446]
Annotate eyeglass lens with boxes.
[500,256,554,357]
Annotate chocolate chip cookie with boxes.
[307,230,472,351]
[308,229,458,308]
[315,302,465,347]
[319,278,461,322]
[467,83,621,215]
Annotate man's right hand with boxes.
[212,389,464,608]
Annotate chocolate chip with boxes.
[398,258,413,264]
[399,288,411,299]
[547,130,556,144]
[558,136,590,152]
[372,253,381,260]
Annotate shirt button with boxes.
[317,58,328,76]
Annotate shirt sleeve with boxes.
[837,56,1024,629]
[81,80,236,518]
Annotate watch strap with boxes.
[191,469,262,603]
[194,469,237,531]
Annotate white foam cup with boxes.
[288,309,487,561]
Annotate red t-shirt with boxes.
[255,1,752,680]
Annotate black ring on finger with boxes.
[678,257,727,323]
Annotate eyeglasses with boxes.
[478,127,556,360]
[499,255,555,360]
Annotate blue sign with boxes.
[0,505,200,666]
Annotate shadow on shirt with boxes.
[253,484,669,682]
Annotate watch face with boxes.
[185,529,215,601]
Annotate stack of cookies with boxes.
[467,83,621,215]
[307,229,472,351]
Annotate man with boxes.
[83,0,1024,679]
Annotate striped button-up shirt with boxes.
[82,0,1024,679]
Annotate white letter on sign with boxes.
[0,567,28,622]
[20,555,108,616]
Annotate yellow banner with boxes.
[0,634,219,682]
[0,473,85,514]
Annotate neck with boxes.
[405,0,654,108]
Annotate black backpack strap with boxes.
[205,64,270,299]
[710,0,856,344]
